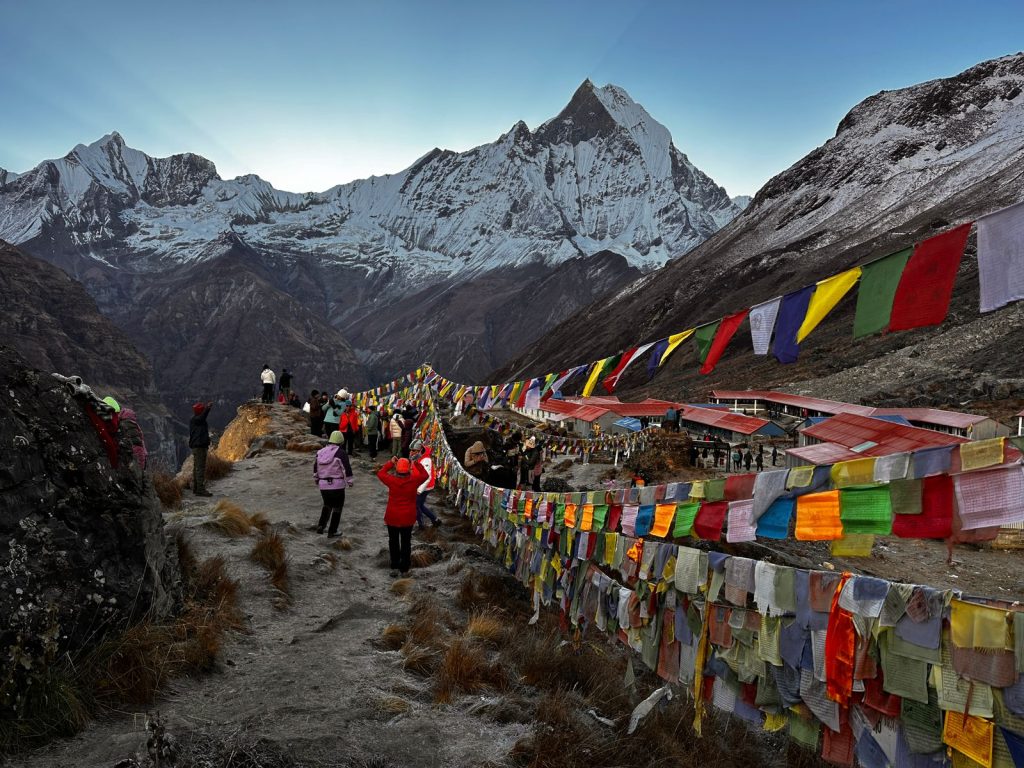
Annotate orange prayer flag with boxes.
[564,503,578,529]
[795,490,844,540]
[651,503,676,538]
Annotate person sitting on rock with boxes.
[189,401,214,497]
[377,456,428,577]
[464,440,489,478]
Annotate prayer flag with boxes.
[889,223,972,331]
[853,248,912,338]
[700,309,750,375]
[693,501,728,541]
[540,372,559,399]
[694,321,721,365]
[795,490,843,540]
[749,297,781,355]
[509,380,525,406]
[647,339,670,379]
[581,359,607,398]
[523,378,542,411]
[892,474,953,539]
[797,267,862,342]
[838,486,892,535]
[659,329,695,369]
[978,200,1024,313]
[772,286,815,364]
[603,342,655,393]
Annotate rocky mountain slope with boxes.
[0,81,742,387]
[0,241,178,461]
[496,53,1024,412]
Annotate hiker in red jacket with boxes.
[376,457,428,577]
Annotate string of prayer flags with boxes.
[773,286,815,364]
[797,267,862,343]
[853,247,913,338]
[694,321,721,366]
[977,199,1024,313]
[658,329,695,369]
[699,309,750,375]
[749,297,781,355]
[888,222,972,331]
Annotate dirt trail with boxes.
[19,405,531,768]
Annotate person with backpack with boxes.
[743,449,753,471]
[377,456,428,577]
[731,448,742,472]
[389,412,403,458]
[755,451,764,471]
[364,405,381,459]
[189,401,214,497]
[410,439,439,530]
[306,390,324,436]
[260,365,276,404]
[323,394,343,437]
[313,431,354,537]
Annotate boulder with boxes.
[0,346,180,702]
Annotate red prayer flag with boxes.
[699,309,749,375]
[888,223,972,332]
[892,475,953,539]
[602,346,640,394]
[692,501,728,540]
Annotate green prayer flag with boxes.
[839,485,893,535]
[592,504,609,531]
[694,321,721,364]
[673,502,700,537]
[703,478,726,502]
[853,248,912,338]
[554,503,565,527]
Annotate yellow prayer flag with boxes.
[689,480,706,499]
[944,710,994,768]
[581,358,609,397]
[950,599,1012,650]
[764,712,787,732]
[830,457,877,487]
[660,328,696,367]
[831,533,875,556]
[651,503,676,538]
[797,267,863,343]
[960,438,1005,472]
[786,466,815,489]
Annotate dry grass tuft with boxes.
[373,696,411,716]
[152,469,183,509]
[455,569,527,614]
[466,612,507,645]
[379,624,409,650]
[314,552,338,574]
[400,641,441,676]
[207,500,254,537]
[434,637,507,704]
[331,537,354,551]
[408,596,451,648]
[390,578,415,596]
[410,549,439,568]
[250,532,286,571]
[270,562,290,606]
[248,511,271,532]
[204,451,234,481]
[446,555,465,575]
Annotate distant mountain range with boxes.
[0,81,744,439]
[496,53,1024,415]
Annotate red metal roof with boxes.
[569,405,612,423]
[537,399,582,415]
[786,443,863,465]
[678,405,773,435]
[800,413,967,455]
[711,390,877,417]
[872,407,990,429]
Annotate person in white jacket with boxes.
[411,439,440,530]
[260,365,276,403]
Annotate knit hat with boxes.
[102,396,121,413]
[192,403,205,415]
[338,388,350,400]
[410,439,424,451]
[329,431,344,445]
[525,436,537,448]
[395,458,411,475]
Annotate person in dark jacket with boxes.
[189,401,214,496]
[399,410,414,458]
[307,390,324,437]
[377,457,428,576]
[279,368,293,401]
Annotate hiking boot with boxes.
[327,532,342,539]
[316,527,325,535]
[389,569,399,578]
[194,490,213,497]
[432,520,442,528]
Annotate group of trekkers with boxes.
[304,389,421,462]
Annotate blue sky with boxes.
[2,0,1022,196]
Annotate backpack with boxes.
[316,445,345,485]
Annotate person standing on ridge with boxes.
[189,401,214,497]
[771,446,779,466]
[307,390,324,437]
[411,439,440,530]
[340,400,361,457]
[399,407,415,458]
[323,393,343,438]
[377,456,427,577]
[260,365,276,404]
[744,448,753,471]
[364,404,381,460]
[313,431,354,537]
[279,368,293,402]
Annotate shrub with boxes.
[466,612,507,645]
[207,500,254,537]
[250,532,286,572]
[379,624,409,650]
[151,468,183,509]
